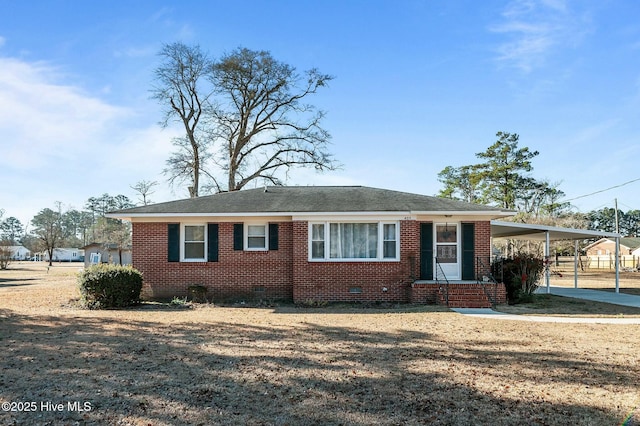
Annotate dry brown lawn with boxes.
[550,268,640,296]
[498,269,640,317]
[1,262,639,425]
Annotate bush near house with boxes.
[0,246,11,270]
[78,264,143,309]
[501,254,545,303]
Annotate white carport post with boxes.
[545,231,551,293]
[574,240,579,289]
[615,236,620,293]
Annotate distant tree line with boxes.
[587,208,640,237]
[1,194,134,266]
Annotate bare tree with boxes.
[131,180,159,206]
[152,44,338,195]
[0,246,11,270]
[31,205,69,267]
[211,47,337,191]
[152,43,214,197]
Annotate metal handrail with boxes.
[476,256,498,307]
[435,257,449,306]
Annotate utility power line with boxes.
[561,177,640,203]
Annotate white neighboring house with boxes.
[41,248,83,262]
[2,246,31,260]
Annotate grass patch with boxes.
[496,293,640,317]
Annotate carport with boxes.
[490,220,622,293]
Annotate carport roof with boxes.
[490,220,621,241]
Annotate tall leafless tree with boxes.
[152,43,214,197]
[152,44,338,195]
[210,47,337,191]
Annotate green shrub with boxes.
[501,254,545,304]
[78,264,143,309]
[170,296,191,307]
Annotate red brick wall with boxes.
[292,220,418,303]
[473,221,492,261]
[132,219,495,304]
[132,222,293,301]
[473,221,493,277]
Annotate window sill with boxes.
[308,258,400,263]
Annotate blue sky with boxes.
[1,0,640,226]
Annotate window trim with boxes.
[382,223,398,259]
[180,223,207,262]
[308,221,400,262]
[310,223,326,259]
[244,222,269,251]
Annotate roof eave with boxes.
[108,209,515,221]
[411,210,516,217]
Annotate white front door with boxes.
[434,223,460,280]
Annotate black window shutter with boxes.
[233,224,244,251]
[207,223,219,262]
[269,223,279,251]
[420,223,433,280]
[461,223,475,280]
[168,223,180,262]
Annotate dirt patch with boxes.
[1,263,639,425]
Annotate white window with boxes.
[311,223,325,259]
[330,223,378,259]
[310,221,399,261]
[182,224,206,261]
[246,224,268,250]
[383,223,397,258]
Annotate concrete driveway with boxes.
[453,286,640,323]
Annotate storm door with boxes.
[434,223,460,280]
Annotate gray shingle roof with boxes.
[110,186,512,216]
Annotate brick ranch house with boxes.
[109,186,515,307]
